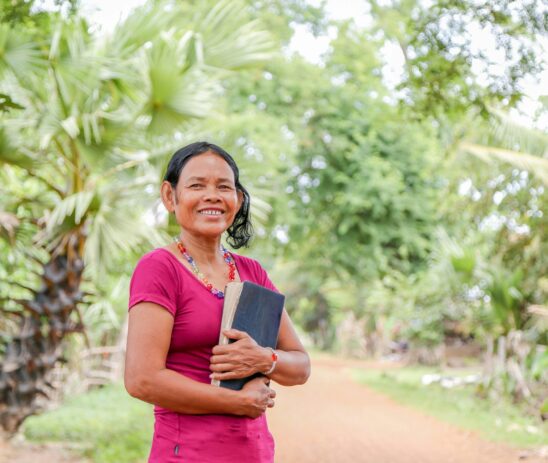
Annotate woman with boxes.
[125,141,311,463]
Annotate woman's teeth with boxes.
[199,210,222,215]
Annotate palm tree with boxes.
[0,0,274,435]
[458,108,548,185]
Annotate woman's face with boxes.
[165,151,243,240]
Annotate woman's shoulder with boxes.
[231,252,264,272]
[232,252,277,291]
[129,248,181,314]
[133,248,180,274]
[138,247,171,262]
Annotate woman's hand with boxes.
[237,376,276,418]
[209,329,271,381]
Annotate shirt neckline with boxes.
[155,247,245,297]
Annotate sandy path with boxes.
[0,441,90,463]
[267,355,546,463]
[1,355,545,463]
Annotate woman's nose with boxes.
[202,185,221,201]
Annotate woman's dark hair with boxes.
[163,141,253,249]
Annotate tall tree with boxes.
[369,0,547,120]
[0,0,274,435]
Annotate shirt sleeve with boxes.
[247,257,279,293]
[128,252,179,316]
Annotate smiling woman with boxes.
[124,142,310,463]
[164,150,245,247]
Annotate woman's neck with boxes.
[178,231,223,265]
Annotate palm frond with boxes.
[0,93,24,112]
[488,108,548,157]
[0,25,45,78]
[195,0,277,70]
[144,39,220,132]
[103,1,174,59]
[85,205,167,275]
[459,141,548,186]
[458,107,548,185]
[0,210,19,243]
[0,126,37,169]
[248,192,272,224]
[46,191,95,232]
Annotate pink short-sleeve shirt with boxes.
[128,248,277,463]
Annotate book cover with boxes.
[212,281,285,390]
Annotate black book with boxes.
[212,281,285,390]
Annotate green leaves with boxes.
[196,1,276,70]
[486,267,526,334]
[458,110,548,186]
[83,185,167,276]
[144,38,218,132]
[0,127,36,170]
[0,1,278,284]
[46,191,95,232]
[460,142,548,186]
[450,250,476,279]
[370,0,546,120]
[0,24,45,78]
[141,0,276,133]
[0,93,23,112]
[104,1,173,59]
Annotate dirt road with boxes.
[1,355,545,463]
[267,356,546,463]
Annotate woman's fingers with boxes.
[210,370,239,380]
[222,329,250,340]
[211,345,230,355]
[209,362,234,372]
[211,339,252,356]
[209,353,231,364]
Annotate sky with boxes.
[38,0,547,128]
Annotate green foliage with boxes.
[23,383,152,463]
[287,97,441,280]
[0,92,23,111]
[0,0,277,276]
[487,267,525,334]
[529,349,548,383]
[370,0,547,119]
[0,0,78,30]
[0,0,545,418]
[0,0,279,433]
[220,0,546,354]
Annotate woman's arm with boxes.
[209,309,311,386]
[124,302,274,417]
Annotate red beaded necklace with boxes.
[175,237,236,299]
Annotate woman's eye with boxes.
[189,184,203,189]
[219,185,232,190]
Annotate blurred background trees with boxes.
[0,0,546,435]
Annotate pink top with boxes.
[128,248,277,463]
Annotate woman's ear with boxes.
[160,181,177,213]
[237,190,244,211]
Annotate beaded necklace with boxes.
[175,237,236,299]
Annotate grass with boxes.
[21,365,546,461]
[23,383,153,463]
[353,366,548,448]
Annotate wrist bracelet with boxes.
[263,348,278,375]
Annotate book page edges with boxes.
[211,282,243,387]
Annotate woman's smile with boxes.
[166,151,243,239]
[198,208,225,216]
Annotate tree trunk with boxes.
[0,233,85,436]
